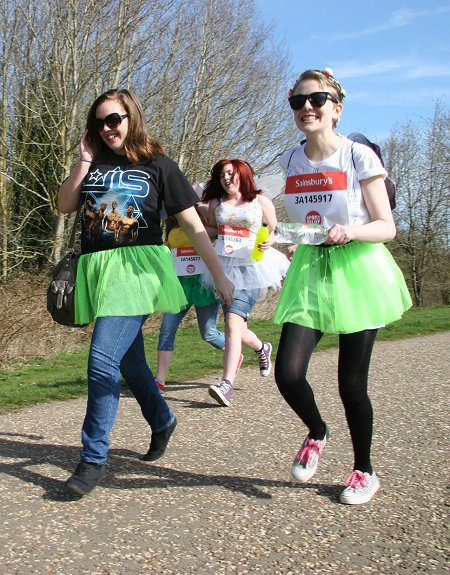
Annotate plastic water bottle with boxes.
[251,223,270,261]
[275,222,328,245]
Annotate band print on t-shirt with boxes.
[82,166,150,248]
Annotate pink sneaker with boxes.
[340,470,380,505]
[235,353,244,376]
[291,426,329,483]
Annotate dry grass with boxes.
[0,273,281,368]
[0,274,91,367]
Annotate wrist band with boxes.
[80,159,92,163]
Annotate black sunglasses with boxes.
[95,113,129,131]
[288,92,338,111]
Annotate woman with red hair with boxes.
[202,159,289,407]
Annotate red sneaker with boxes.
[235,353,244,376]
[155,377,165,395]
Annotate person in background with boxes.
[274,68,412,504]
[155,186,231,394]
[58,88,233,496]
[202,159,290,407]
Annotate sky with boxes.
[255,0,450,142]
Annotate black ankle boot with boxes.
[66,461,106,496]
[142,417,177,461]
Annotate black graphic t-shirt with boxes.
[80,152,199,254]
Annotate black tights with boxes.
[275,323,377,473]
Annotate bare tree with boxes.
[0,0,23,278]
[1,0,175,270]
[385,101,450,306]
[1,0,294,276]
[1,0,108,270]
[141,0,294,182]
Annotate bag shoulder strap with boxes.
[67,207,82,251]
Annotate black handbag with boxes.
[47,209,86,327]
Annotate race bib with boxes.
[284,171,349,226]
[171,247,207,276]
[215,224,251,259]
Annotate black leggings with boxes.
[275,323,377,473]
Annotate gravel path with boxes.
[0,332,448,575]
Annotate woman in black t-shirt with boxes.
[59,88,233,496]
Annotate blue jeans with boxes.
[158,302,225,351]
[81,315,174,464]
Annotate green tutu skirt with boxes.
[274,242,412,334]
[179,274,218,308]
[75,245,188,325]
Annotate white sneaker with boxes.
[340,470,380,505]
[291,426,329,483]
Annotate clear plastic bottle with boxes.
[251,223,270,261]
[275,222,328,245]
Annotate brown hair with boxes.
[86,88,164,163]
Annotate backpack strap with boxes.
[351,141,396,210]
[286,149,297,172]
[351,142,356,170]
[286,139,306,171]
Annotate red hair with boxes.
[202,159,261,203]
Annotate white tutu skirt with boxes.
[202,247,290,296]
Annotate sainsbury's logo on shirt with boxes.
[176,247,198,257]
[286,171,347,194]
[218,224,250,237]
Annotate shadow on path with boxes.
[0,432,340,504]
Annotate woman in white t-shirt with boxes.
[155,194,225,394]
[274,68,412,505]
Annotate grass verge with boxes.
[0,306,448,414]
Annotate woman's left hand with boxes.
[326,224,353,245]
[256,238,273,252]
[215,275,235,307]
[257,229,276,251]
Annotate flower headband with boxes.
[289,67,346,101]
